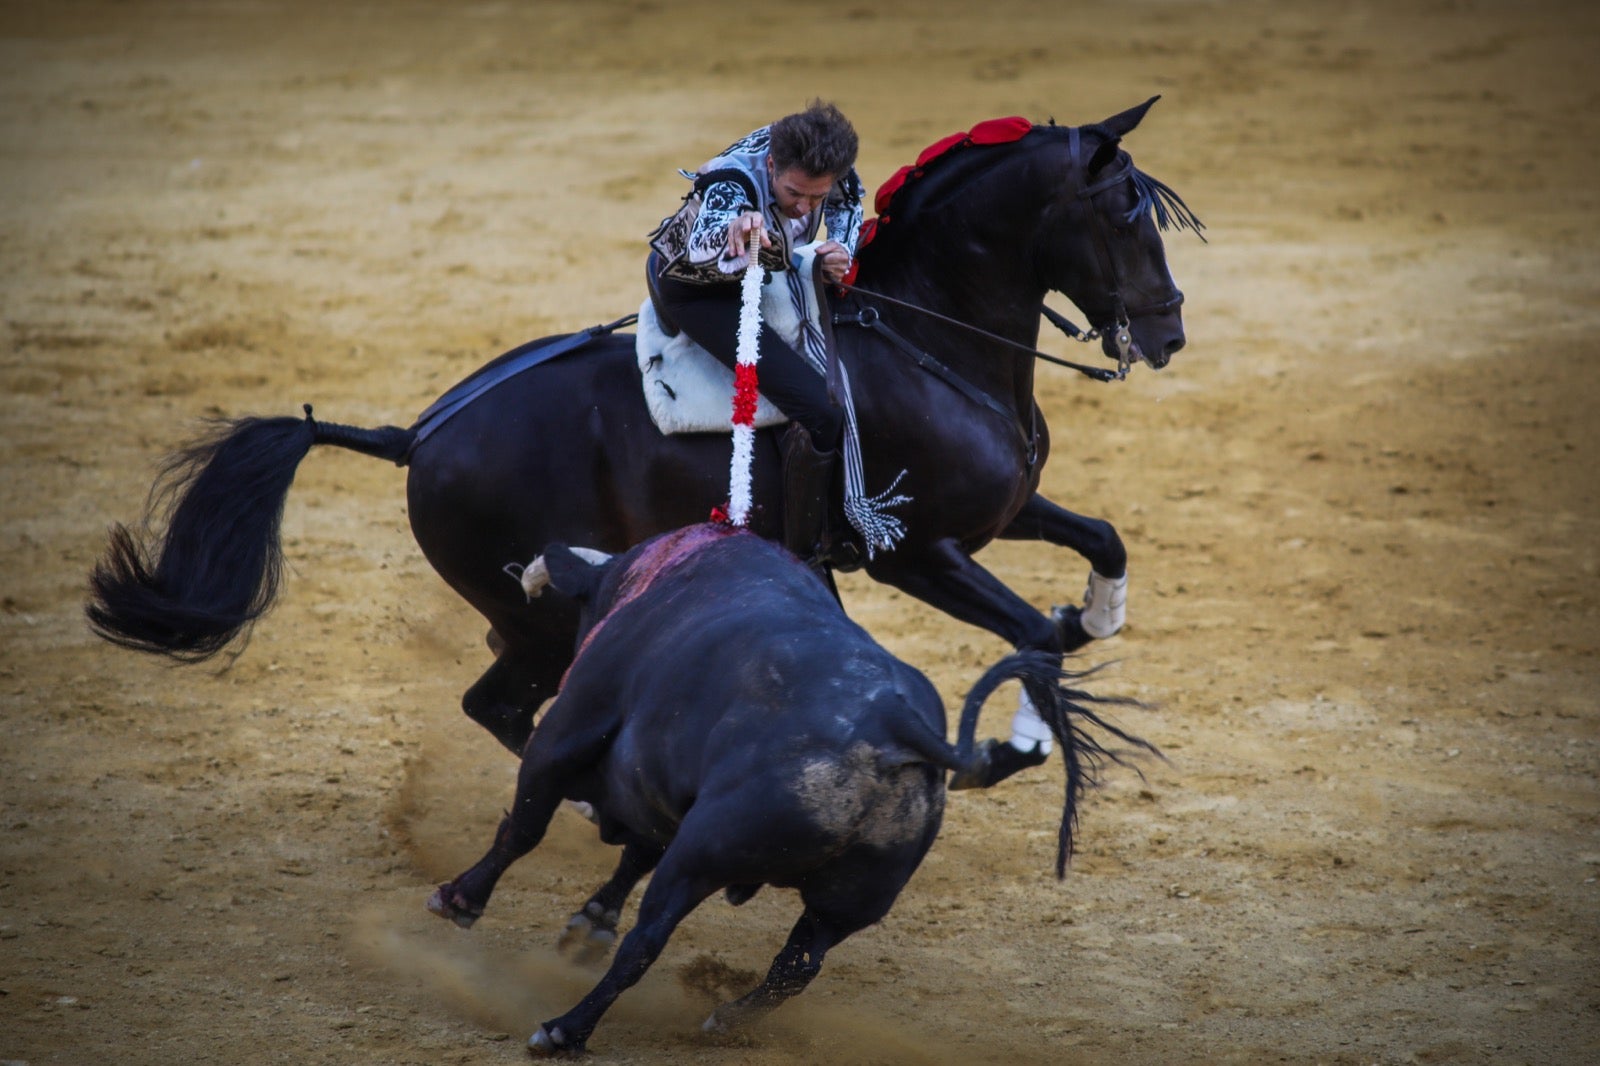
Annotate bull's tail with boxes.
[956,650,1160,878]
[879,698,968,776]
[86,409,414,661]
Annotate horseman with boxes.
[648,100,865,567]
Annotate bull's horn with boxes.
[512,546,614,599]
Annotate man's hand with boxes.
[726,212,771,258]
[815,240,851,283]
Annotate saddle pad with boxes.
[636,244,826,435]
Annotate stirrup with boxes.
[643,251,681,337]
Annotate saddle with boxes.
[635,244,831,436]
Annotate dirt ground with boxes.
[3,1,1597,1063]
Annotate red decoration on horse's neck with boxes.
[860,116,1032,254]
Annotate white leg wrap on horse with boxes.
[1080,569,1128,639]
[1009,687,1054,755]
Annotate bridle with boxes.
[1067,123,1187,373]
[837,124,1188,385]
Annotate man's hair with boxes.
[769,100,858,178]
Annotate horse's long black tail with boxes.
[86,412,415,661]
[956,650,1160,879]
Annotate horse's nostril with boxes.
[1165,335,1186,357]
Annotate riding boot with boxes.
[781,423,862,573]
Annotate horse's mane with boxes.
[1104,129,1205,241]
[854,117,1040,266]
[852,116,1203,276]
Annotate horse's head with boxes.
[1034,98,1203,370]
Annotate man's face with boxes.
[768,164,836,219]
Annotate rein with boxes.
[833,304,1041,470]
[837,281,1128,383]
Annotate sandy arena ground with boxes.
[3,1,1597,1063]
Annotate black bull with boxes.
[427,524,1153,1055]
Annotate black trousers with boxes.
[654,271,844,451]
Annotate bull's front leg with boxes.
[427,742,588,928]
[427,807,551,929]
[866,540,1060,789]
[997,492,1128,651]
[431,686,625,927]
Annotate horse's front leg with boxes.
[997,492,1128,650]
[867,540,1060,788]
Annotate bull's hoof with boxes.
[949,738,1049,790]
[557,904,618,966]
[528,1023,578,1056]
[702,996,766,1037]
[564,799,600,825]
[426,884,483,929]
[701,1003,752,1037]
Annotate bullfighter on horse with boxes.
[647,99,864,567]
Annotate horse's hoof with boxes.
[426,885,482,929]
[1049,604,1093,653]
[527,1024,572,1056]
[701,1009,728,1034]
[948,738,996,790]
[949,738,1048,790]
[557,907,617,966]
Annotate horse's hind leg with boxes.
[559,838,663,966]
[461,646,562,755]
[868,540,1061,787]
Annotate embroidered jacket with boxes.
[650,125,864,285]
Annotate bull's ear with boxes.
[541,544,613,602]
[1098,95,1159,139]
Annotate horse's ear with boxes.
[1088,135,1122,175]
[1098,95,1160,139]
[541,544,614,603]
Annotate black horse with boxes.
[88,98,1199,777]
